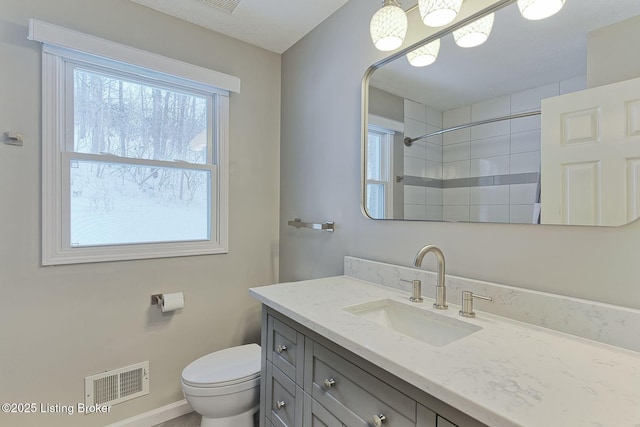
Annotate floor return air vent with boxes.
[84,361,149,408]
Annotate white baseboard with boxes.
[106,400,193,427]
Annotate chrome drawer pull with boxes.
[373,413,387,426]
[323,378,336,389]
[276,400,286,410]
[276,344,287,354]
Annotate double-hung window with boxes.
[366,125,395,219]
[30,20,240,265]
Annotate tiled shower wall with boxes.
[403,102,444,220]
[403,75,587,223]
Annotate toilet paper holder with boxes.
[150,292,185,313]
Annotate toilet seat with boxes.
[181,343,261,389]
[181,375,260,397]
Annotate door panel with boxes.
[541,76,640,225]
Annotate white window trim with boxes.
[32,20,237,265]
[28,19,240,94]
[366,124,395,219]
[368,114,404,134]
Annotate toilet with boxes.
[181,343,261,427]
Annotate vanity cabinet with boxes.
[303,393,343,427]
[260,307,487,427]
[267,315,305,385]
[305,340,415,427]
[265,362,304,427]
[416,406,436,427]
[435,416,458,427]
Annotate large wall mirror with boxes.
[363,0,640,226]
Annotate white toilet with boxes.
[181,343,261,427]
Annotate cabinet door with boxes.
[437,415,459,427]
[303,393,343,427]
[267,315,305,384]
[417,404,437,427]
[265,362,303,427]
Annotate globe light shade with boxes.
[370,0,408,51]
[419,0,464,27]
[453,13,494,48]
[407,39,441,67]
[517,0,566,20]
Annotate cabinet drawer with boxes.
[305,342,415,427]
[268,315,305,383]
[303,393,343,427]
[266,362,303,427]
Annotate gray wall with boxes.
[369,86,404,122]
[279,0,640,310]
[588,14,640,87]
[0,1,280,426]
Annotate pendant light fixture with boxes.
[453,13,494,48]
[418,0,464,27]
[369,0,566,56]
[517,0,566,20]
[407,39,441,67]
[370,0,409,51]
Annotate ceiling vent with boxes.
[199,0,242,14]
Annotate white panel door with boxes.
[541,76,640,225]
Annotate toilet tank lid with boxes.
[182,343,261,386]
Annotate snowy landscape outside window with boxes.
[69,67,212,246]
[34,21,236,264]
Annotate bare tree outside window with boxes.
[70,68,213,246]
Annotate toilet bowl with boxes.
[181,343,261,427]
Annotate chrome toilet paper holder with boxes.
[150,292,185,313]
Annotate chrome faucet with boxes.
[413,245,447,310]
[401,279,423,303]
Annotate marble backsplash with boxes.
[345,256,640,353]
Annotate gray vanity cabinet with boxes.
[435,416,459,427]
[304,340,415,427]
[303,393,343,427]
[417,405,437,427]
[265,362,304,427]
[267,315,305,385]
[260,307,482,427]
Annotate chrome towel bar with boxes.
[288,218,334,232]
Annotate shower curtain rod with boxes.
[403,110,541,146]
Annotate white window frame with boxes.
[29,19,240,265]
[366,122,396,219]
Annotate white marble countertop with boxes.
[250,276,640,427]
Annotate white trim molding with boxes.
[105,400,193,427]
[28,19,240,94]
[368,114,404,133]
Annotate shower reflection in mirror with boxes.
[364,0,640,226]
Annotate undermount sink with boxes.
[343,299,481,346]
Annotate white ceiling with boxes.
[370,0,640,111]
[129,0,351,54]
